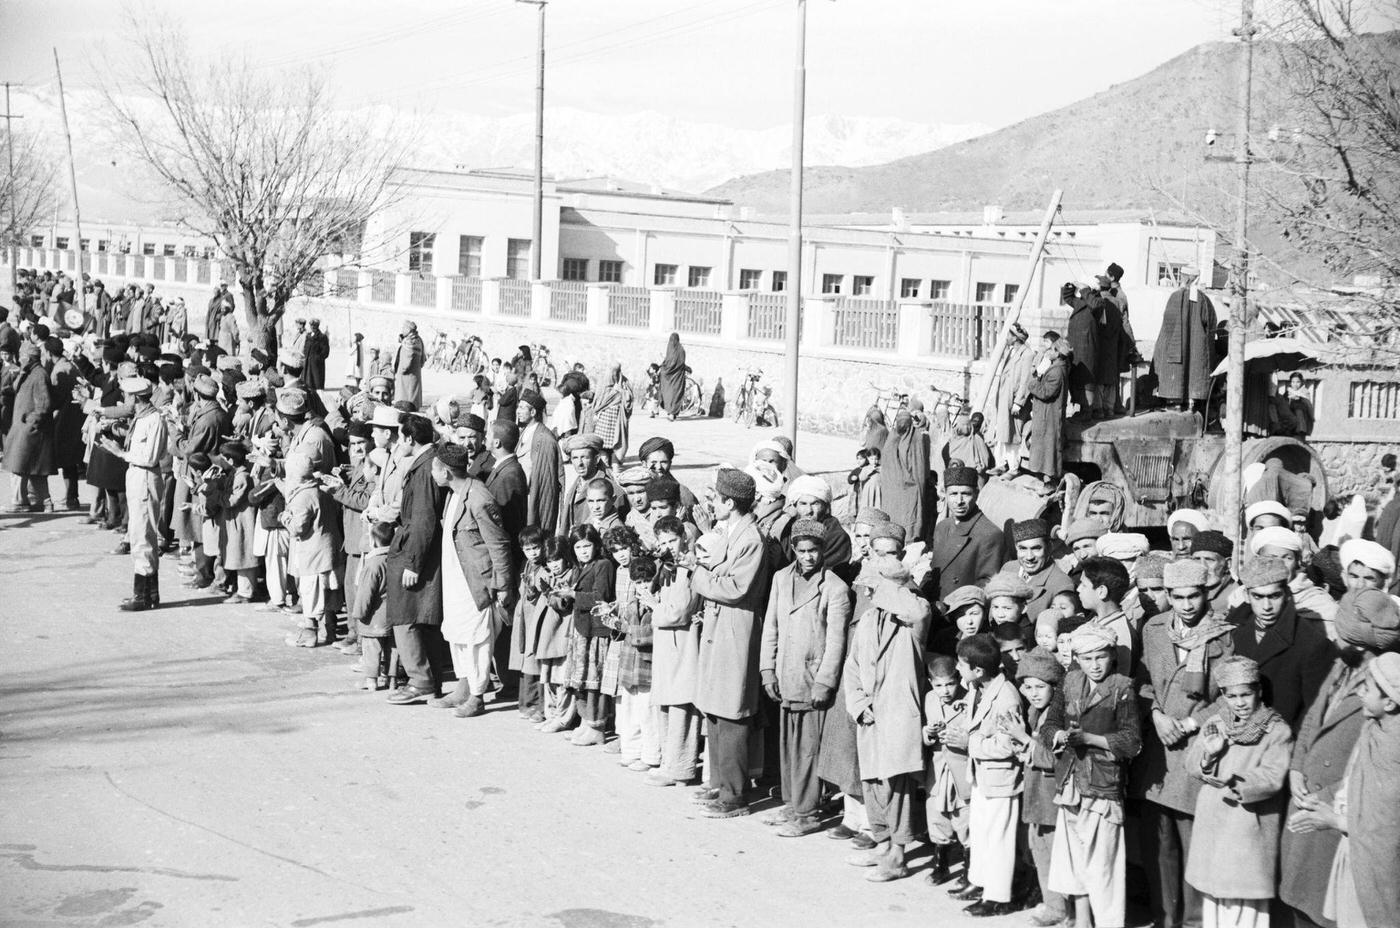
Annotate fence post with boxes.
[481,279,502,317]
[356,270,372,303]
[531,282,550,322]
[394,273,411,307]
[720,292,745,343]
[436,275,453,312]
[586,284,608,328]
[897,301,929,359]
[806,296,835,348]
[142,255,156,281]
[649,288,675,336]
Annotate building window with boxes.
[561,258,589,281]
[182,245,197,257]
[822,274,843,295]
[56,236,69,250]
[506,238,532,280]
[771,270,787,292]
[930,279,951,300]
[142,242,156,256]
[654,263,678,286]
[29,235,44,248]
[739,268,763,291]
[97,240,109,253]
[852,275,875,296]
[900,278,921,299]
[974,282,997,303]
[457,235,483,277]
[1003,283,1019,304]
[408,231,436,274]
[598,260,624,283]
[163,244,178,257]
[1157,262,1185,286]
[688,265,712,288]
[1349,380,1400,419]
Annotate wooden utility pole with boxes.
[518,0,547,281]
[974,189,1062,415]
[781,0,807,451]
[1222,0,1256,565]
[53,49,87,315]
[2,82,20,293]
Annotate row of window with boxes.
[408,233,535,280]
[33,236,214,259]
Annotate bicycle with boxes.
[531,344,558,388]
[734,369,779,429]
[869,383,911,420]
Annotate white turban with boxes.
[743,461,785,500]
[1245,500,1292,527]
[786,474,832,505]
[1341,539,1395,579]
[1096,532,1150,560]
[1167,509,1210,533]
[1248,526,1302,555]
[750,439,790,462]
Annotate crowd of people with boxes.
[4,269,1400,928]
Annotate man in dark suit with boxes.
[386,413,447,705]
[480,420,528,540]
[927,464,1004,601]
[515,391,561,532]
[1226,555,1334,732]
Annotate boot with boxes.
[119,575,151,612]
[148,574,160,608]
[925,843,953,885]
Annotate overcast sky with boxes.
[1,0,1244,130]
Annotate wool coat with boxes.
[650,567,704,707]
[1065,300,1100,390]
[1227,600,1335,732]
[845,581,932,781]
[522,424,562,533]
[48,357,86,470]
[282,482,336,576]
[964,673,1026,798]
[483,453,529,541]
[1184,711,1292,900]
[221,468,258,571]
[1024,355,1066,477]
[3,361,54,476]
[393,333,424,408]
[446,482,515,611]
[386,447,446,627]
[1131,611,1236,813]
[1001,559,1076,623]
[1279,659,1369,926]
[995,341,1035,446]
[759,564,852,706]
[929,508,1005,601]
[691,512,769,720]
[1346,713,1400,928]
[1153,286,1216,402]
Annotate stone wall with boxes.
[1313,440,1396,505]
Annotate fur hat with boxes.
[714,467,756,505]
[1011,518,1049,544]
[1163,559,1208,589]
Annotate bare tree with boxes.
[1,130,59,250]
[100,17,414,342]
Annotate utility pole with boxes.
[781,0,807,451]
[518,0,546,281]
[2,82,21,294]
[1221,0,1256,566]
[53,50,87,316]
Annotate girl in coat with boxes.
[216,442,259,603]
[535,535,579,734]
[608,526,657,771]
[562,524,616,746]
[642,515,705,786]
[511,525,549,723]
[1184,655,1292,928]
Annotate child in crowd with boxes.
[986,573,1034,633]
[281,451,337,647]
[642,515,704,787]
[947,634,1026,917]
[216,442,258,604]
[922,655,970,887]
[933,585,989,656]
[1003,648,1068,928]
[585,478,622,535]
[846,446,882,521]
[994,622,1029,677]
[1185,655,1292,928]
[181,451,217,589]
[1049,625,1143,928]
[511,525,548,721]
[350,521,396,690]
[607,526,660,771]
[1051,589,1082,625]
[1075,556,1137,677]
[536,535,578,734]
[1034,609,1061,655]
[564,523,616,747]
[249,434,293,613]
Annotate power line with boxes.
[257,1,516,70]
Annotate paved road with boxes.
[0,412,1009,928]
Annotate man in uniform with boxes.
[101,376,168,611]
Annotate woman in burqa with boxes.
[940,410,993,483]
[589,363,634,466]
[861,407,888,453]
[658,332,687,420]
[880,408,931,543]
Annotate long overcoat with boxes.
[691,512,769,720]
[1024,356,1066,477]
[1153,286,1216,401]
[386,448,446,627]
[928,507,1004,601]
[759,564,852,705]
[1227,600,1335,732]
[3,361,54,476]
[844,581,932,781]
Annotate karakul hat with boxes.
[521,390,547,413]
[714,467,756,504]
[787,474,831,504]
[1011,518,1050,543]
[870,521,907,544]
[1249,526,1302,555]
[1163,558,1208,589]
[1191,530,1233,558]
[460,413,486,435]
[790,518,826,545]
[275,389,309,417]
[1334,589,1400,651]
[1213,655,1261,689]
[1240,555,1291,588]
[944,464,979,490]
[1137,553,1169,581]
[645,476,681,504]
[1016,647,1065,684]
[435,442,472,469]
[855,507,891,527]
